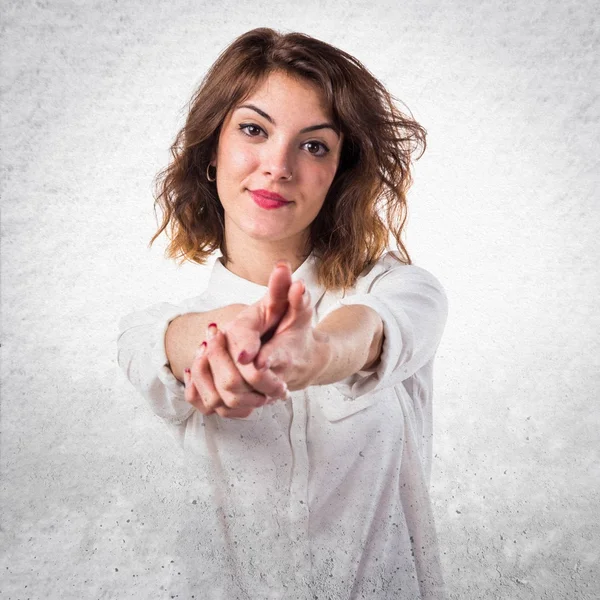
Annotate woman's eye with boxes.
[239,124,329,157]
[303,141,330,157]
[239,123,264,137]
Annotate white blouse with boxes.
[117,251,449,599]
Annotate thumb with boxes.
[273,279,312,335]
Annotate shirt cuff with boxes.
[150,308,195,423]
[152,314,185,391]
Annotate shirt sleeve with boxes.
[326,261,449,399]
[117,301,196,425]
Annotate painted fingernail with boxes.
[207,323,218,338]
[237,350,248,364]
[183,368,191,386]
[194,341,207,358]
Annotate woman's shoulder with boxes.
[355,251,446,293]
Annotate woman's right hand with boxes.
[183,322,289,418]
[182,260,294,418]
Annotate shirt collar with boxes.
[206,252,326,308]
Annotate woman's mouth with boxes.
[250,189,292,210]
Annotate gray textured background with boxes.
[1,1,598,598]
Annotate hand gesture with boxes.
[183,261,294,418]
[240,279,330,392]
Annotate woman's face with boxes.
[213,70,343,255]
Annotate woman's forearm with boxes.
[165,304,248,382]
[312,305,384,386]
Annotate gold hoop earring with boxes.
[206,164,216,182]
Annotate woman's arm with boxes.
[244,285,383,391]
[249,259,447,397]
[323,262,449,398]
[118,301,256,424]
[310,304,384,385]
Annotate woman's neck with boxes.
[223,237,310,286]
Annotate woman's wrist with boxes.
[310,305,383,386]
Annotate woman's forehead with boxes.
[239,70,331,116]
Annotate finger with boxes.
[250,280,313,372]
[265,260,293,320]
[206,330,269,409]
[214,405,256,419]
[252,280,313,371]
[253,260,294,350]
[288,278,311,311]
[220,317,288,397]
[266,388,293,404]
[183,364,216,415]
[237,360,289,398]
[215,384,292,417]
[233,262,292,365]
[189,341,226,412]
[222,338,289,397]
[222,305,264,366]
[225,263,292,366]
[270,279,312,336]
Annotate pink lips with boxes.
[250,189,292,210]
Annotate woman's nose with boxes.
[262,142,294,181]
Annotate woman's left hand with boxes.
[245,279,331,391]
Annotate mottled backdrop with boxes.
[1,0,598,598]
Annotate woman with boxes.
[118,28,448,599]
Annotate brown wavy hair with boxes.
[150,27,426,291]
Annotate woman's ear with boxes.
[210,138,219,168]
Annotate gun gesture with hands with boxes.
[183,260,330,419]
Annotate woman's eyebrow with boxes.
[237,103,340,137]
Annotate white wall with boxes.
[1,0,598,598]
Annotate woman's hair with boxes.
[150,28,426,291]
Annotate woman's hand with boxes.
[182,259,332,417]
[245,279,331,392]
[182,260,294,418]
[221,260,294,364]
[183,323,289,418]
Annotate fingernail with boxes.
[237,350,248,364]
[207,323,218,338]
[275,259,291,269]
[194,341,207,358]
[183,368,191,386]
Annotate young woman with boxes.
[118,28,449,599]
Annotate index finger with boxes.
[262,260,293,338]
